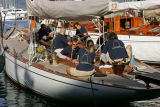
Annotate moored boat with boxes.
[81,16,160,65]
[2,26,160,103]
[1,8,27,20]
[1,0,160,104]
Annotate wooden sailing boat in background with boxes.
[1,0,160,104]
[82,16,160,65]
[78,0,160,65]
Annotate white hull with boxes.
[119,35,160,63]
[90,34,160,64]
[1,9,27,20]
[4,52,139,103]
[1,14,24,20]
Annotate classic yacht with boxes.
[1,0,160,104]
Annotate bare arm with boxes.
[83,32,88,36]
[57,52,67,59]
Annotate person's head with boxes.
[74,22,81,29]
[72,36,78,49]
[108,32,118,40]
[60,28,66,36]
[41,24,47,31]
[86,40,94,53]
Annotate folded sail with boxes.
[26,0,118,20]
[144,9,160,17]
[26,0,160,20]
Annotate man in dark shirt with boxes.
[101,32,131,64]
[51,28,72,53]
[38,24,53,48]
[74,22,90,43]
[57,36,80,61]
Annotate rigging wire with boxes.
[14,0,17,26]
[93,18,102,53]
[28,17,35,65]
[89,74,97,107]
[111,14,113,32]
[125,10,131,38]
[95,17,105,53]
[98,18,101,53]
[33,16,36,54]
[102,17,105,53]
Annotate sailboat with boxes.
[1,8,27,20]
[0,0,27,20]
[116,0,160,65]
[82,16,160,65]
[1,0,160,104]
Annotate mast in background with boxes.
[7,0,13,9]
[1,0,5,9]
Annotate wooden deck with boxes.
[3,29,160,90]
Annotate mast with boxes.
[1,0,5,9]
[7,0,12,9]
[0,12,3,44]
[14,0,17,24]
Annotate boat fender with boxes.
[130,55,135,67]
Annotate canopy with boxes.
[118,0,160,11]
[105,0,160,18]
[26,0,160,21]
[144,9,160,17]
[26,0,118,21]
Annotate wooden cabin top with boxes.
[80,17,160,36]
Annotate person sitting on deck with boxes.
[74,22,91,44]
[66,40,95,77]
[95,26,109,51]
[100,32,132,65]
[57,36,80,61]
[38,24,53,48]
[51,28,72,53]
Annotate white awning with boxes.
[26,0,160,20]
[118,0,160,11]
[26,0,117,20]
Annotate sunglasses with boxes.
[72,43,77,46]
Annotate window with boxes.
[105,22,110,31]
[120,18,131,29]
